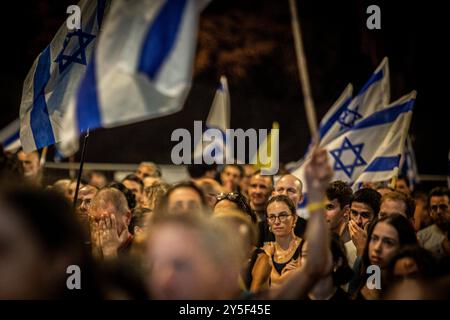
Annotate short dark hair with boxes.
[251,170,274,187]
[428,187,450,206]
[326,180,353,209]
[351,188,381,214]
[222,164,244,178]
[187,164,217,179]
[397,175,410,188]
[266,194,296,215]
[122,174,144,190]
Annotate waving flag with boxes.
[19,0,109,152]
[334,91,415,187]
[0,119,21,151]
[193,75,230,163]
[60,0,208,155]
[293,91,415,219]
[320,57,390,147]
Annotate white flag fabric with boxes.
[320,57,390,148]
[19,0,109,152]
[292,91,415,194]
[193,75,230,163]
[60,0,207,155]
[0,119,21,151]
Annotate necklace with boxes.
[274,236,301,263]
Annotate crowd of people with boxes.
[0,145,449,299]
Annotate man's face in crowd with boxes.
[220,165,241,192]
[273,175,302,207]
[167,187,202,215]
[17,151,40,178]
[146,224,222,299]
[379,199,407,219]
[77,186,97,216]
[396,179,411,196]
[325,198,348,231]
[240,165,255,196]
[350,201,374,229]
[89,202,128,236]
[123,179,143,205]
[430,195,450,229]
[136,164,157,180]
[248,174,272,208]
[90,172,107,189]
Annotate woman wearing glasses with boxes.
[252,194,304,288]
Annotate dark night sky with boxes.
[0,0,448,177]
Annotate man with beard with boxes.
[417,187,450,258]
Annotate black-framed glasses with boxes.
[430,204,449,212]
[267,213,292,223]
[216,192,240,201]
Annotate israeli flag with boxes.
[0,119,21,151]
[19,0,109,152]
[287,57,390,173]
[193,76,231,163]
[293,91,415,218]
[60,0,208,155]
[320,57,390,147]
[334,91,415,187]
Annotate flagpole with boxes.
[72,129,89,212]
[288,0,319,145]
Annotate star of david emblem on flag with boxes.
[330,137,367,179]
[55,29,95,74]
[337,106,363,131]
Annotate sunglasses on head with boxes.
[216,192,240,201]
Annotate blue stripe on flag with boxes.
[30,46,55,149]
[365,155,401,172]
[138,0,187,79]
[319,96,352,139]
[357,67,383,95]
[76,55,101,133]
[97,0,107,28]
[351,99,414,131]
[3,131,20,146]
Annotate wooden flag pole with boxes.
[288,0,319,145]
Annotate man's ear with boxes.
[124,210,131,226]
[298,193,304,205]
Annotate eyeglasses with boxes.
[267,213,292,223]
[430,204,449,212]
[216,192,240,201]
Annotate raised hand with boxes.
[304,148,333,204]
